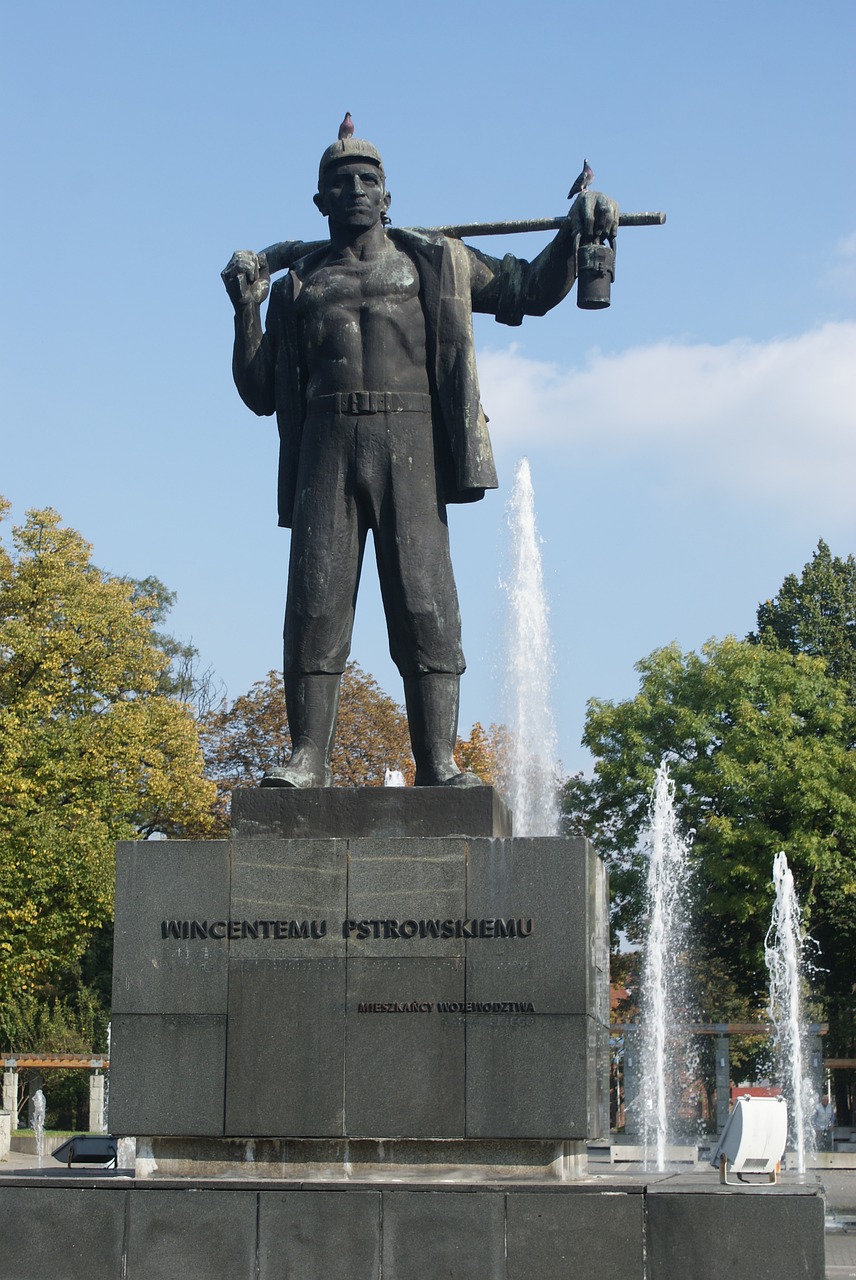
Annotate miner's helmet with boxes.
[318,138,385,189]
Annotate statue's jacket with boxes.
[235,230,528,529]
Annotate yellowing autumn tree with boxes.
[202,669,509,828]
[0,501,215,997]
[455,721,510,790]
[202,664,415,824]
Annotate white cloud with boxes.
[478,322,856,512]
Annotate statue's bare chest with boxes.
[297,246,422,323]
[295,245,429,395]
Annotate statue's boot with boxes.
[260,673,340,788]
[404,672,482,787]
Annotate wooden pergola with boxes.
[2,1054,109,1070]
[2,1053,110,1132]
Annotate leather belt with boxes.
[307,391,432,415]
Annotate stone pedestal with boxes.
[0,1174,826,1279]
[231,784,512,840]
[78,786,827,1280]
[109,787,609,1166]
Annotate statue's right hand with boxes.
[221,250,270,309]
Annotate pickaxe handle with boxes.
[259,211,665,275]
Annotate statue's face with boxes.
[315,160,390,230]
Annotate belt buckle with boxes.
[349,391,374,414]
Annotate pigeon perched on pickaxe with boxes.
[567,159,594,200]
[338,112,355,140]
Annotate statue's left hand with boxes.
[567,191,619,250]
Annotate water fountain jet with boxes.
[638,760,694,1171]
[32,1088,46,1167]
[765,850,817,1173]
[501,458,559,836]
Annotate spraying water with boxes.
[32,1089,46,1167]
[501,458,559,836]
[639,761,694,1171]
[765,851,816,1173]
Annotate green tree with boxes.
[0,988,108,1129]
[750,540,856,1062]
[563,637,856,1015]
[0,501,215,1000]
[751,540,856,695]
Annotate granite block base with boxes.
[231,784,512,839]
[111,825,609,1142]
[0,1176,825,1280]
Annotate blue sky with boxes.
[2,0,855,775]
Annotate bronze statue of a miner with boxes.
[222,129,619,788]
